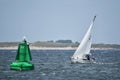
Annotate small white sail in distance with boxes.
[72,16,96,60]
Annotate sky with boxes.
[0,0,120,44]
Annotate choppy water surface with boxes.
[0,50,120,80]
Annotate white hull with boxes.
[71,60,92,64]
[71,58,92,64]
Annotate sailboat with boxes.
[71,16,96,63]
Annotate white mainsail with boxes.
[71,16,96,62]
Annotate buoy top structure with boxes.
[16,38,32,62]
[10,37,34,71]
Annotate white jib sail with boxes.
[72,16,96,59]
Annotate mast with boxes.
[93,15,96,22]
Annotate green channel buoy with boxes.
[10,38,34,71]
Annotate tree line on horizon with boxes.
[0,40,120,49]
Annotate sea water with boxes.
[0,49,120,80]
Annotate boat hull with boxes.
[71,58,93,64]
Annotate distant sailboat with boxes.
[71,16,96,63]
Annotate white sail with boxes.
[71,16,96,63]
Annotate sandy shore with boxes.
[0,46,76,50]
[0,46,119,50]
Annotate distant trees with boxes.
[56,40,72,43]
[75,41,80,45]
[47,40,54,43]
[1,40,120,49]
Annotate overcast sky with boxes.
[0,0,120,44]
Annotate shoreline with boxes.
[0,46,119,50]
[0,46,76,50]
